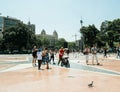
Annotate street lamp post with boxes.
[104,21,108,46]
[80,20,83,27]
[80,17,84,52]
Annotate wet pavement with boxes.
[0,53,120,92]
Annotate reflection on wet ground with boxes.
[69,62,120,75]
[0,54,120,76]
[0,54,120,92]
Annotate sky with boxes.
[0,0,120,42]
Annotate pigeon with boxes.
[88,81,94,87]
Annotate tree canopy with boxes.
[80,18,120,48]
[2,22,36,52]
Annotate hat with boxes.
[38,48,42,52]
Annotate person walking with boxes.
[91,44,99,65]
[42,47,50,69]
[58,47,64,65]
[37,47,43,70]
[49,49,55,64]
[116,44,120,59]
[83,46,90,65]
[103,47,107,58]
[32,46,38,67]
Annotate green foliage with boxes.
[80,18,120,48]
[1,18,120,53]
[100,19,120,47]
[36,37,42,47]
[55,38,66,49]
[2,22,36,52]
[68,42,76,49]
[80,24,99,47]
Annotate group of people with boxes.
[32,46,67,70]
[32,46,55,70]
[83,44,120,65]
[32,44,120,69]
[32,44,101,70]
[84,44,99,65]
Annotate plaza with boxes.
[0,53,120,92]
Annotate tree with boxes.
[109,19,120,44]
[100,19,120,48]
[36,36,43,47]
[3,22,36,52]
[68,42,76,50]
[96,32,107,47]
[80,24,99,47]
[55,38,66,49]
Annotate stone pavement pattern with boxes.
[0,54,120,92]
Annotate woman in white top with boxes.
[37,48,43,70]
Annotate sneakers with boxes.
[38,68,44,70]
[32,63,37,67]
[53,62,56,65]
[46,67,52,69]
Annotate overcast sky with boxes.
[0,0,120,42]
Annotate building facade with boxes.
[27,21,35,34]
[0,16,20,30]
[0,16,21,38]
[36,29,58,47]
[0,16,35,38]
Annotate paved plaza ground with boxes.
[0,53,120,92]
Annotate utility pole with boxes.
[72,34,78,42]
[72,33,78,49]
[72,33,77,42]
